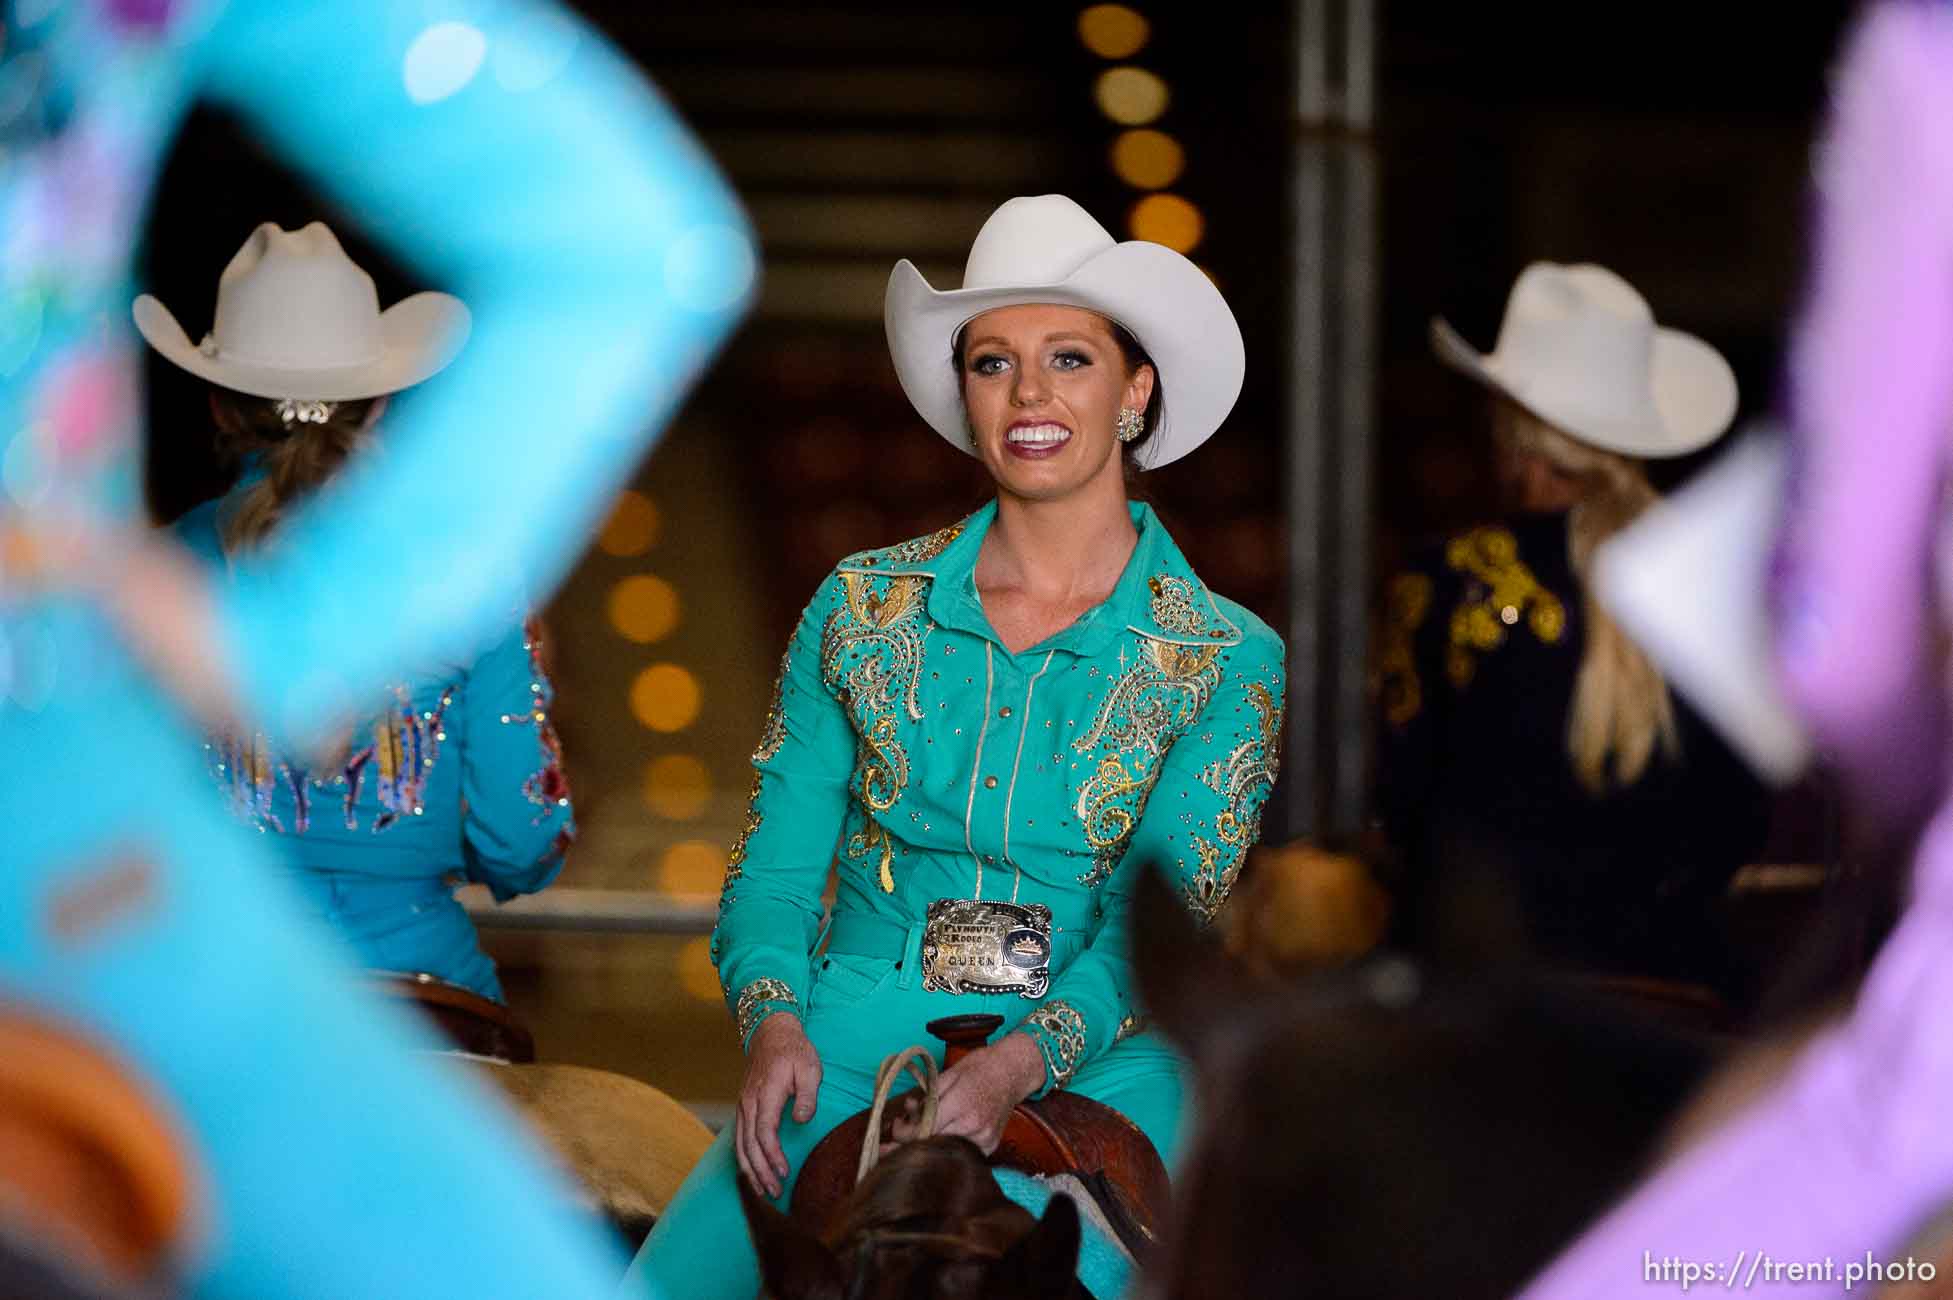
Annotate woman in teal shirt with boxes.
[631,195,1286,1298]
[157,222,573,1005]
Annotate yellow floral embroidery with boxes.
[829,573,931,721]
[719,770,763,905]
[1200,680,1283,849]
[1074,756,1149,889]
[1113,1011,1147,1045]
[848,519,966,569]
[823,570,933,895]
[1024,999,1089,1088]
[1147,574,1207,636]
[1379,572,1433,726]
[1443,527,1564,687]
[1071,631,1225,886]
[1075,638,1222,758]
[845,713,907,893]
[1183,836,1238,926]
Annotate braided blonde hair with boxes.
[208,390,382,768]
[210,392,380,553]
[1495,402,1678,792]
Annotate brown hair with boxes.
[950,316,1164,464]
[211,391,380,552]
[1496,402,1678,791]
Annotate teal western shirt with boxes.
[713,501,1286,1093]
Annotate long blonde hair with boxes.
[1495,403,1678,792]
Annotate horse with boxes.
[1130,866,1716,1299]
[739,1134,1087,1300]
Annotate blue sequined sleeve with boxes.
[459,616,575,902]
[192,0,755,747]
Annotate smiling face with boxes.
[957,304,1156,505]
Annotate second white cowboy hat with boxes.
[1431,262,1737,459]
[884,194,1244,468]
[133,221,469,401]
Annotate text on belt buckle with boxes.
[920,898,1054,999]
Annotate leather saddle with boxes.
[371,972,536,1063]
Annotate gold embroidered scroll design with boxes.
[1024,999,1089,1089]
[1070,630,1224,886]
[732,977,799,1043]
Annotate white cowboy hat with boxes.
[133,221,469,401]
[1431,262,1737,459]
[884,194,1244,469]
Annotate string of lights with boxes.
[1078,5,1205,262]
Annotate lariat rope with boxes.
[856,1046,940,1183]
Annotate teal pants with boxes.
[626,949,1190,1299]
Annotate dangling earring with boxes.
[1116,407,1144,443]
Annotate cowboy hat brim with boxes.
[885,241,1244,469]
[1430,314,1737,459]
[132,292,471,401]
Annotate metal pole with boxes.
[1284,0,1380,843]
[1284,0,1331,840]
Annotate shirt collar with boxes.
[843,500,1241,657]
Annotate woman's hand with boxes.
[890,1032,1046,1156]
[736,1013,822,1199]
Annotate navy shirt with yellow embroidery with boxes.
[712,501,1286,1091]
[1377,511,1769,989]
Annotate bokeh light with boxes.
[1077,5,1150,59]
[1128,193,1205,253]
[402,22,487,105]
[1109,129,1185,189]
[607,574,681,644]
[643,754,712,820]
[658,839,725,896]
[676,936,723,1004]
[630,664,702,733]
[1093,67,1169,126]
[598,490,661,557]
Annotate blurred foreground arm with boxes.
[1524,7,1953,1294]
[197,0,755,747]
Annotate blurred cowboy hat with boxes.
[1431,262,1737,459]
[885,194,1243,469]
[133,221,469,401]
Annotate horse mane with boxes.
[741,1137,1084,1300]
[831,1136,1035,1258]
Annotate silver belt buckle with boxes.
[920,898,1054,999]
